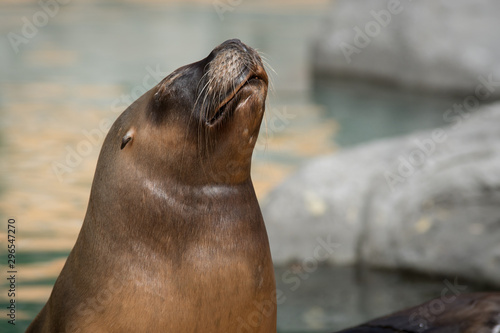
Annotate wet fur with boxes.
[27,40,275,333]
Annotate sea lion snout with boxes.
[207,38,268,87]
[150,39,267,128]
[198,39,268,126]
[134,39,269,185]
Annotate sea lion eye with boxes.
[121,130,134,150]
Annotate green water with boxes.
[311,78,462,147]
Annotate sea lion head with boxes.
[115,39,268,186]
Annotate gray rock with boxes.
[312,0,500,96]
[263,104,500,286]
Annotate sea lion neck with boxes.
[141,175,258,211]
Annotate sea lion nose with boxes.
[227,38,242,45]
[236,40,248,53]
[222,39,248,52]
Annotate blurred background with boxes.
[1,0,500,332]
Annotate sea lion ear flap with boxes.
[121,129,134,150]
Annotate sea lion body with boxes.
[28,39,276,333]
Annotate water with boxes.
[311,78,462,147]
[0,1,484,332]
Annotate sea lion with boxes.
[27,39,276,333]
[335,292,500,333]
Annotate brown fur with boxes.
[27,39,276,333]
